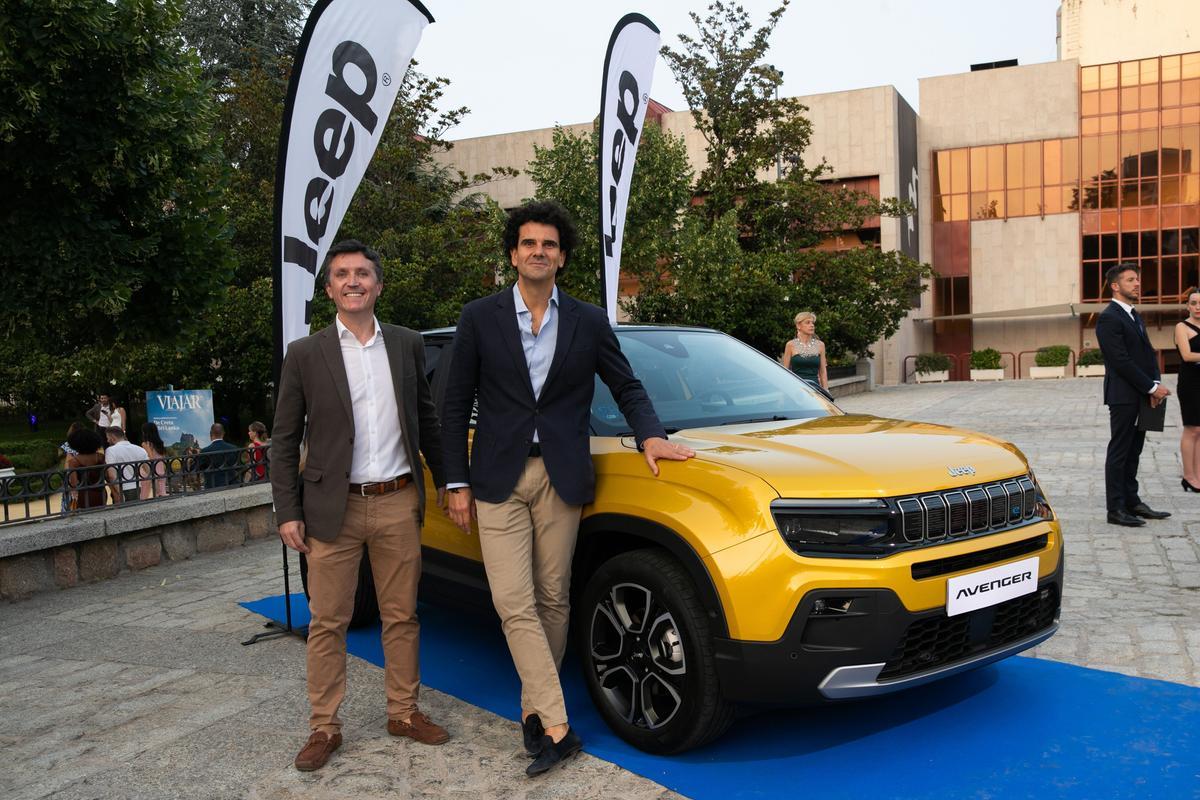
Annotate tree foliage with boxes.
[178,0,306,88]
[0,0,234,346]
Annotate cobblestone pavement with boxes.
[2,377,1197,799]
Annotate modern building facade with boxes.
[435,0,1200,385]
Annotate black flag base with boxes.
[242,541,309,645]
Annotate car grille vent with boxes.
[897,476,1038,545]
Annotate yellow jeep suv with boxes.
[366,325,1062,754]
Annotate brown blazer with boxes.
[271,322,445,542]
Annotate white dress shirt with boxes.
[336,315,411,483]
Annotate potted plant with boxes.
[1030,344,1071,379]
[0,454,13,480]
[969,348,1004,381]
[1077,347,1106,377]
[914,352,952,383]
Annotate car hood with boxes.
[648,414,1029,498]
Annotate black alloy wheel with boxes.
[577,549,734,754]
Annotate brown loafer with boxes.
[294,730,342,771]
[387,710,449,745]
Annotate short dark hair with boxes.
[1186,286,1200,300]
[210,422,225,439]
[502,200,578,271]
[1105,262,1139,292]
[107,426,126,440]
[321,239,383,286]
[68,428,102,455]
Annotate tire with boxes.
[298,548,380,629]
[576,548,734,754]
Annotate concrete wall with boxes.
[1059,0,1200,66]
[970,214,1081,313]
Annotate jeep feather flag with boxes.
[274,0,433,369]
[597,13,660,326]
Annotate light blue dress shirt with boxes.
[513,283,559,442]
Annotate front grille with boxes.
[877,583,1060,681]
[898,476,1038,545]
[911,534,1049,580]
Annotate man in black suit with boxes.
[199,423,239,489]
[442,200,693,776]
[1095,262,1172,527]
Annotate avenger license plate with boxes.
[946,556,1039,617]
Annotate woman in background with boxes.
[139,422,168,499]
[66,429,106,511]
[247,421,269,482]
[1174,287,1200,492]
[781,311,828,389]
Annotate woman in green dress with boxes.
[781,311,828,389]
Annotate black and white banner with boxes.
[273,0,433,366]
[597,13,660,326]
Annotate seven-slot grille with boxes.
[896,476,1037,543]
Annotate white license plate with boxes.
[946,556,1039,617]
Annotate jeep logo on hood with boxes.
[947,465,976,477]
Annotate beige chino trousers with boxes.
[476,457,582,729]
[305,485,422,733]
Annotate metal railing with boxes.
[0,445,271,526]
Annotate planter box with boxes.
[915,370,949,384]
[970,368,1004,382]
[1029,365,1066,379]
[1077,364,1106,378]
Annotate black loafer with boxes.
[1107,509,1146,527]
[526,727,582,777]
[1129,503,1171,520]
[521,714,544,757]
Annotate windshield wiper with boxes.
[716,415,793,426]
[613,427,682,436]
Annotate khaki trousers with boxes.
[306,485,422,733]
[476,457,582,729]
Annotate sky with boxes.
[413,0,1062,141]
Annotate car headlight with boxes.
[1028,470,1055,521]
[771,499,900,557]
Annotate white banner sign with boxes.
[598,14,660,326]
[274,0,433,362]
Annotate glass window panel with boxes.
[1141,231,1159,256]
[1062,138,1079,181]
[1044,139,1062,184]
[970,147,987,192]
[1140,179,1158,205]
[1121,61,1139,86]
[1100,89,1119,114]
[932,195,947,222]
[989,191,1004,218]
[1184,228,1200,255]
[1186,175,1200,204]
[1140,58,1159,85]
[1102,233,1119,259]
[1184,53,1200,80]
[1164,257,1181,299]
[1121,207,1141,230]
[1007,189,1023,217]
[1082,65,1100,91]
[1099,134,1119,179]
[1183,127,1200,172]
[1064,184,1079,212]
[1163,82,1181,107]
[1185,256,1200,292]
[1081,264,1097,300]
[1141,111,1159,130]
[1024,141,1041,186]
[1101,115,1119,133]
[1121,132,1141,178]
[1140,85,1157,109]
[1163,55,1181,82]
[987,145,1004,190]
[1083,234,1101,260]
[1162,176,1181,204]
[1082,91,1100,116]
[1165,205,1182,228]
[1025,187,1040,215]
[1083,117,1100,135]
[1006,144,1023,188]
[1044,185,1063,214]
[1122,180,1140,207]
[1141,207,1160,230]
[1164,229,1181,255]
[1100,63,1119,89]
[1081,182,1099,209]
[935,150,951,195]
[1141,129,1159,177]
[950,194,967,222]
[970,192,990,219]
[1121,86,1139,111]
[1184,107,1200,125]
[1121,232,1139,257]
[1141,258,1159,300]
[1164,108,1182,126]
[1184,80,1200,106]
[1120,112,1140,130]
[950,149,969,194]
[1082,135,1099,180]
[1101,182,1119,209]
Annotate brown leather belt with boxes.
[348,474,412,496]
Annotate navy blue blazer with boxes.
[1095,301,1160,405]
[441,287,666,505]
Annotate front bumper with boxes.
[713,548,1063,705]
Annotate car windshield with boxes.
[591,329,840,436]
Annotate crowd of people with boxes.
[57,406,272,514]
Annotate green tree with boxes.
[0,0,234,346]
[179,0,306,88]
[525,122,695,305]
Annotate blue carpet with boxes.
[242,593,1200,799]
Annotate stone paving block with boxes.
[78,539,119,583]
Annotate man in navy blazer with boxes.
[1095,262,1172,526]
[441,200,693,776]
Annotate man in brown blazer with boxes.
[271,239,448,772]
